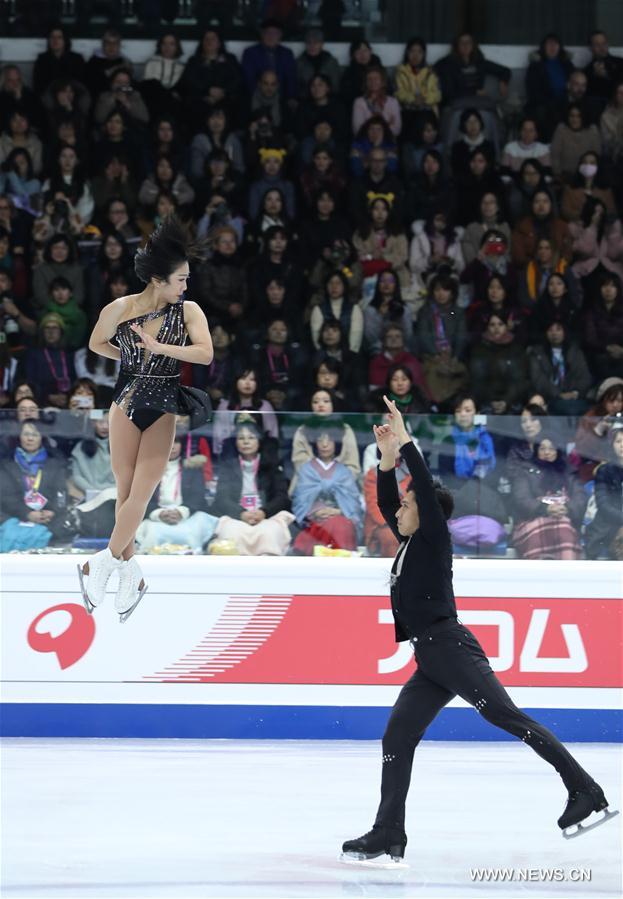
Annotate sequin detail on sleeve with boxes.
[112,300,186,419]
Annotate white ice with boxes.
[1,739,621,898]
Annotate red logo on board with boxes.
[27,604,95,669]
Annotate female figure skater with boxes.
[78,217,213,621]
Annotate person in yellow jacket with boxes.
[394,37,441,139]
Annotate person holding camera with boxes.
[94,67,149,131]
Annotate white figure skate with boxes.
[77,547,122,613]
[115,556,148,623]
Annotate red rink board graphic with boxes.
[145,595,623,687]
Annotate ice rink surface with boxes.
[1,739,621,899]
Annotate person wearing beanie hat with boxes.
[23,312,75,407]
[574,377,623,480]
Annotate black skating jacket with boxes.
[377,440,457,642]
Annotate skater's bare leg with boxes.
[109,402,142,561]
[108,411,176,559]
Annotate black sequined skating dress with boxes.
[112,301,186,428]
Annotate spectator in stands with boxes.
[394,37,441,139]
[32,234,84,315]
[22,312,75,408]
[138,153,194,216]
[211,422,292,555]
[248,318,307,411]
[308,236,364,307]
[461,229,516,305]
[101,197,140,245]
[415,273,469,407]
[349,145,404,223]
[0,65,44,136]
[195,225,247,328]
[33,26,86,97]
[296,73,346,145]
[291,388,360,481]
[296,29,340,97]
[352,65,401,137]
[525,34,573,123]
[406,149,454,223]
[0,419,70,548]
[0,110,42,178]
[401,111,444,179]
[600,81,623,164]
[364,269,413,353]
[311,358,350,410]
[506,158,550,223]
[585,426,623,559]
[42,143,94,227]
[339,40,382,108]
[350,115,398,177]
[501,118,551,174]
[85,231,135,326]
[247,226,302,308]
[455,148,505,227]
[85,31,132,98]
[300,149,346,208]
[438,394,508,550]
[506,402,548,477]
[74,343,119,407]
[511,189,572,267]
[469,311,529,414]
[212,364,278,454]
[368,321,428,396]
[574,378,623,481]
[560,153,616,222]
[511,434,586,559]
[461,191,511,265]
[435,32,510,107]
[550,104,602,183]
[311,319,367,404]
[42,79,91,149]
[466,273,524,343]
[451,108,495,178]
[292,425,362,554]
[529,272,580,339]
[41,276,87,351]
[195,152,245,235]
[568,197,623,286]
[178,28,243,124]
[193,321,236,403]
[94,66,149,130]
[517,236,572,310]
[409,209,464,297]
[248,149,296,221]
[250,277,301,339]
[583,274,623,379]
[369,362,430,414]
[298,189,350,267]
[353,196,409,290]
[0,148,41,210]
[242,19,297,103]
[147,116,189,177]
[528,320,592,415]
[584,31,623,106]
[91,153,137,218]
[310,271,364,353]
[190,106,245,183]
[91,110,143,179]
[69,411,116,537]
[135,433,217,553]
[140,32,185,118]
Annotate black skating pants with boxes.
[375,619,593,830]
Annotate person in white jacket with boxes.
[409,213,464,296]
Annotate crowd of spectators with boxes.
[0,22,622,559]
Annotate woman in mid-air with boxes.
[78,217,213,620]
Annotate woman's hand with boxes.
[382,395,410,444]
[130,323,164,355]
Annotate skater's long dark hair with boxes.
[134,216,206,283]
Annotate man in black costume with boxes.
[341,396,616,864]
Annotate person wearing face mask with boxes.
[561,153,616,222]
[550,104,602,183]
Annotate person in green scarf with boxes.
[42,276,87,350]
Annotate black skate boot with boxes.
[340,825,407,866]
[558,782,619,839]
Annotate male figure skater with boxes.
[341,396,617,864]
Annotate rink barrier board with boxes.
[2,704,620,742]
[2,557,621,740]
